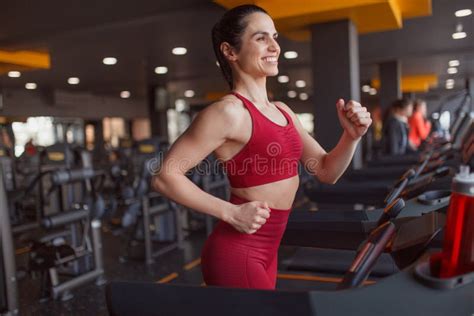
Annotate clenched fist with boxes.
[227,201,271,234]
[336,99,372,141]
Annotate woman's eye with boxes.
[257,37,265,41]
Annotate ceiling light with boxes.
[452,23,467,39]
[299,93,308,101]
[448,60,460,67]
[172,47,187,55]
[7,71,21,78]
[284,51,298,59]
[295,80,306,88]
[369,88,377,95]
[452,32,467,39]
[445,78,455,87]
[68,77,80,85]
[277,75,289,83]
[120,91,131,98]
[455,9,472,17]
[155,66,168,74]
[25,83,37,90]
[184,90,195,98]
[287,90,297,98]
[447,67,458,74]
[216,61,220,67]
[103,57,117,65]
[446,84,454,90]
[362,85,371,93]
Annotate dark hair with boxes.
[391,98,412,110]
[212,5,268,89]
[413,99,425,111]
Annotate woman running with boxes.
[152,4,372,289]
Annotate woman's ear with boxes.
[221,42,237,62]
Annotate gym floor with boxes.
[17,225,344,315]
[17,227,205,315]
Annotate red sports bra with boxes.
[223,92,303,188]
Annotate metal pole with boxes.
[52,269,103,300]
[91,219,106,286]
[142,197,154,265]
[172,202,184,249]
[0,169,19,315]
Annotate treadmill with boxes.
[281,153,463,276]
[106,202,474,316]
[106,265,474,316]
[366,86,472,169]
[304,106,473,209]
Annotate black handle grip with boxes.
[338,222,396,290]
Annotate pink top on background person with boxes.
[408,107,431,148]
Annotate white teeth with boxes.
[263,57,277,62]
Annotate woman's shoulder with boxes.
[208,94,247,115]
[198,94,247,125]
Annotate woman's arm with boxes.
[151,99,270,234]
[277,99,371,184]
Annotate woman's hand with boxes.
[336,99,372,141]
[226,201,271,234]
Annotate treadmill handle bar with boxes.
[385,168,416,205]
[337,222,397,290]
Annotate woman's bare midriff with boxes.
[230,175,299,210]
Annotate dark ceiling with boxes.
[0,0,473,109]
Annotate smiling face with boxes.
[231,12,281,78]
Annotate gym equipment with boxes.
[187,155,229,236]
[73,146,108,219]
[105,178,474,315]
[281,163,455,276]
[282,119,472,276]
[37,144,76,217]
[285,156,449,246]
[0,146,21,227]
[118,138,184,265]
[9,144,107,236]
[307,100,473,208]
[106,254,473,316]
[101,145,134,221]
[27,167,106,301]
[286,117,471,256]
[0,168,19,315]
[1,153,106,302]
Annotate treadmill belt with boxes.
[282,247,399,277]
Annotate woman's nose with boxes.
[268,38,280,52]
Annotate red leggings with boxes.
[201,194,291,289]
